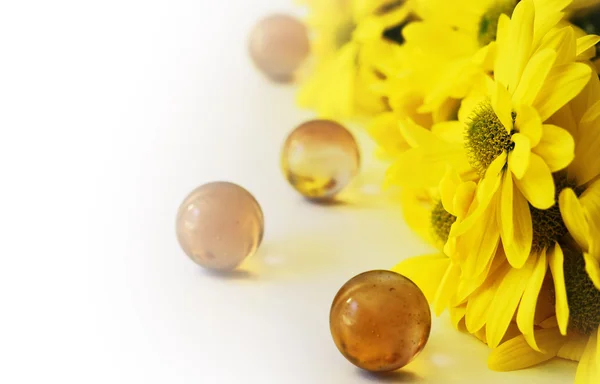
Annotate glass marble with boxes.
[330,270,431,372]
[248,14,310,83]
[175,181,264,271]
[281,120,360,200]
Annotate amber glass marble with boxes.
[248,14,309,83]
[175,181,264,271]
[330,270,431,372]
[281,120,360,200]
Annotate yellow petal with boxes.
[392,254,450,303]
[494,13,511,87]
[443,233,457,259]
[461,194,501,279]
[367,112,409,157]
[503,0,535,92]
[584,253,600,290]
[575,329,599,384]
[439,166,461,217]
[465,292,493,334]
[453,181,477,219]
[486,255,537,348]
[576,35,600,59]
[431,121,466,144]
[533,63,593,122]
[492,82,514,133]
[500,171,515,244]
[508,133,531,180]
[502,178,533,268]
[296,43,357,118]
[512,49,557,107]
[559,188,590,251]
[533,124,575,172]
[488,328,565,371]
[548,243,570,335]
[455,256,505,307]
[581,180,600,256]
[433,262,461,316]
[401,188,434,245]
[514,153,555,209]
[558,332,589,361]
[465,263,509,333]
[385,144,470,189]
[450,305,466,330]
[541,26,576,67]
[451,154,505,237]
[532,0,570,45]
[398,118,442,148]
[517,249,547,351]
[515,104,542,147]
[571,101,600,185]
[474,327,488,344]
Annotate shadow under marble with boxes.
[357,369,423,383]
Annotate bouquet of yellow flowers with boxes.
[294,0,600,382]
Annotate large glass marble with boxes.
[175,181,264,271]
[248,14,309,83]
[281,120,360,201]
[330,270,431,372]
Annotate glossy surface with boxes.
[248,14,309,83]
[330,270,431,372]
[175,181,264,271]
[281,120,360,200]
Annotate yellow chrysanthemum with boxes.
[488,247,600,384]
[396,0,571,114]
[295,0,414,119]
[395,234,600,383]
[447,20,600,349]
[365,41,462,160]
[448,0,599,275]
[553,70,600,292]
[395,53,600,384]
[366,0,600,162]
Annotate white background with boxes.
[0,1,575,382]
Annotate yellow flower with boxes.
[384,117,476,188]
[367,0,597,161]
[450,24,600,350]
[449,0,598,274]
[296,0,414,119]
[366,43,462,159]
[391,0,600,357]
[395,55,600,384]
[398,186,439,246]
[558,72,600,292]
[395,0,572,115]
[488,247,600,384]
[394,182,494,320]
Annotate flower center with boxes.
[431,201,457,246]
[562,246,600,335]
[531,173,578,252]
[478,1,518,46]
[465,102,515,176]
